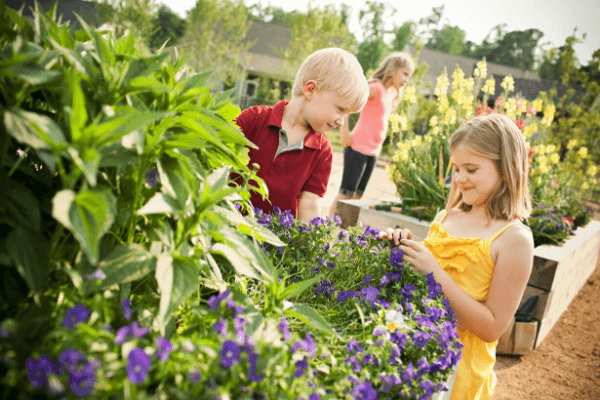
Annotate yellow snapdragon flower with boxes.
[578,147,588,158]
[546,144,556,153]
[539,162,549,174]
[533,99,543,112]
[404,86,417,104]
[451,68,465,90]
[567,140,577,149]
[542,105,556,127]
[429,116,439,127]
[501,76,515,92]
[399,115,408,132]
[588,165,598,176]
[438,96,449,112]
[550,153,560,164]
[582,182,589,189]
[482,78,495,95]
[474,59,487,79]
[464,77,475,92]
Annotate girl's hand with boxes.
[398,238,440,276]
[340,128,353,147]
[377,227,413,246]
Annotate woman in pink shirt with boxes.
[329,52,414,217]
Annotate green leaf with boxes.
[281,276,320,300]
[211,243,262,281]
[52,189,117,264]
[4,108,67,150]
[283,303,336,336]
[68,147,101,187]
[156,254,199,334]
[89,111,171,147]
[213,205,285,247]
[86,244,156,292]
[67,72,87,143]
[74,13,116,67]
[137,193,184,215]
[6,227,49,294]
[158,157,191,207]
[216,102,241,123]
[4,64,62,85]
[122,53,169,87]
[181,71,213,94]
[2,180,41,230]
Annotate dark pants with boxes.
[339,146,377,197]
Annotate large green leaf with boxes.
[85,244,156,292]
[52,189,117,264]
[2,180,41,230]
[122,53,169,87]
[281,277,320,301]
[3,63,62,85]
[181,71,213,94]
[158,157,191,208]
[67,72,87,144]
[6,227,49,294]
[137,192,184,215]
[88,110,171,147]
[155,254,199,334]
[213,205,285,247]
[283,302,336,336]
[74,13,116,67]
[68,147,101,187]
[4,107,67,150]
[211,243,262,281]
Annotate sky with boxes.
[160,0,600,65]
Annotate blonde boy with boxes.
[235,48,369,222]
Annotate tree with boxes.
[94,0,157,42]
[356,1,396,73]
[425,25,467,55]
[274,4,356,76]
[486,29,544,71]
[390,21,416,52]
[178,0,254,82]
[148,5,186,50]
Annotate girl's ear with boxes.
[303,80,318,98]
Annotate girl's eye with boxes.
[467,169,477,173]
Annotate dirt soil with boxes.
[492,202,600,400]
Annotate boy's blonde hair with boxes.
[370,52,415,106]
[292,48,369,112]
[446,113,531,220]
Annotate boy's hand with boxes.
[378,227,413,246]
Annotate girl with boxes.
[329,52,414,217]
[380,113,534,400]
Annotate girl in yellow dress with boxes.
[380,113,534,399]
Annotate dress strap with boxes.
[439,210,449,223]
[489,223,515,242]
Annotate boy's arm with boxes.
[297,191,321,223]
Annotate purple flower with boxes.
[362,276,372,286]
[294,356,309,378]
[361,353,375,365]
[344,356,361,373]
[380,374,401,393]
[233,316,247,344]
[360,286,380,303]
[145,168,159,187]
[131,321,148,338]
[188,370,201,384]
[390,246,404,267]
[419,379,436,397]
[351,381,376,400]
[220,340,240,367]
[417,357,430,374]
[83,269,106,281]
[26,355,53,388]
[155,337,173,363]
[0,325,9,338]
[122,298,132,320]
[413,331,431,347]
[278,317,291,342]
[249,353,264,382]
[62,304,90,328]
[380,275,390,287]
[69,359,97,398]
[346,339,363,354]
[226,299,243,314]
[127,348,151,384]
[372,328,385,337]
[402,362,415,383]
[208,290,231,312]
[115,325,132,345]
[292,333,317,359]
[213,317,228,336]
[309,394,322,400]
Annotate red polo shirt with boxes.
[235,100,333,216]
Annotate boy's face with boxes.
[303,81,354,134]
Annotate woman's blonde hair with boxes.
[369,52,415,107]
[446,113,531,220]
[292,48,369,112]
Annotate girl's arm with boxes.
[340,116,352,147]
[368,86,376,99]
[398,225,534,343]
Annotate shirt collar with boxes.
[267,100,322,150]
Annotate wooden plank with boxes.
[357,207,431,241]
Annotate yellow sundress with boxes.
[423,211,514,400]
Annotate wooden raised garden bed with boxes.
[336,199,600,354]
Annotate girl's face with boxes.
[451,144,502,209]
[390,66,412,89]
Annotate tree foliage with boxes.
[179,0,254,81]
[425,25,467,55]
[94,0,157,42]
[148,5,186,50]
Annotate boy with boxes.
[235,48,369,223]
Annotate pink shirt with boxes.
[351,81,396,157]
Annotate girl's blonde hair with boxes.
[369,52,415,107]
[292,48,369,113]
[446,113,531,220]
